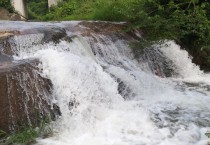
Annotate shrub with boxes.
[0,0,14,12]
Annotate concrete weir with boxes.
[10,0,62,20]
[10,0,28,20]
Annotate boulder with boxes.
[0,30,59,134]
[0,56,53,133]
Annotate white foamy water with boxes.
[12,32,210,145]
[158,41,210,84]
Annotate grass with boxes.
[0,118,53,145]
[27,0,134,21]
[0,130,7,138]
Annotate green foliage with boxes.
[47,1,78,20]
[0,130,6,138]
[27,0,210,69]
[28,0,48,19]
[0,118,52,145]
[27,0,129,21]
[205,132,210,138]
[92,0,130,21]
[29,1,48,15]
[129,0,210,69]
[0,0,14,12]
[5,127,38,144]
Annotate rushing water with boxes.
[4,21,210,145]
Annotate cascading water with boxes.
[2,21,210,145]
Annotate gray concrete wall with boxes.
[10,0,27,20]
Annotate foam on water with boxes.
[12,33,210,145]
[157,41,210,85]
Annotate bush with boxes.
[28,0,48,19]
[0,0,14,12]
[0,118,52,144]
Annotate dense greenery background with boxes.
[27,0,210,70]
[1,0,210,70]
[0,0,14,12]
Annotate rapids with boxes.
[2,21,210,145]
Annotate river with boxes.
[1,21,210,145]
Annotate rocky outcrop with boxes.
[137,47,177,77]
[0,8,21,21]
[0,32,54,134]
[192,49,210,72]
[0,56,53,133]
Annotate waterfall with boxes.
[3,21,210,145]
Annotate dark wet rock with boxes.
[0,32,59,133]
[78,21,127,35]
[50,104,62,120]
[0,32,14,56]
[38,26,67,44]
[138,47,177,77]
[0,38,13,56]
[77,21,141,42]
[0,58,53,133]
[117,78,135,100]
[192,49,210,72]
[15,26,67,44]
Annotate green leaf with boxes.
[205,132,210,138]
[0,130,6,136]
